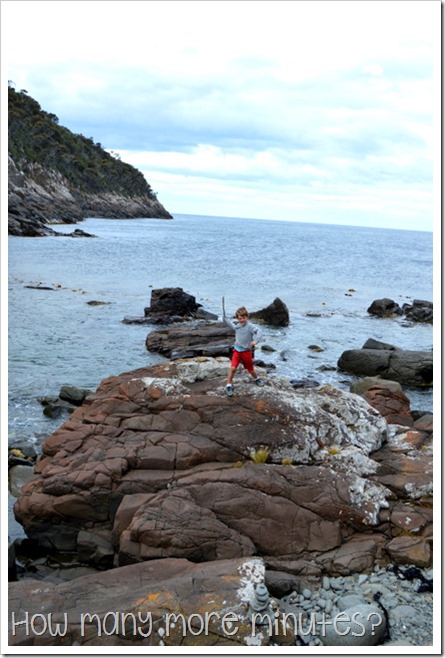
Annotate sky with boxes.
[2,0,440,231]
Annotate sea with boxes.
[8,212,433,453]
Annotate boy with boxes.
[223,305,264,396]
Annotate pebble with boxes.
[280,563,433,647]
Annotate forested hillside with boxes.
[8,86,172,236]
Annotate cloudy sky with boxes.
[3,0,440,230]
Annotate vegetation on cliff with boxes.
[8,85,157,198]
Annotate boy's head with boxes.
[235,306,249,323]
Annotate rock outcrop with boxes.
[13,357,432,575]
[8,159,172,237]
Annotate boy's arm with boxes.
[251,323,263,345]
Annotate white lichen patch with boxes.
[175,357,230,383]
[139,376,189,396]
[348,476,391,524]
[260,378,388,462]
[404,481,433,499]
[237,558,265,605]
[322,446,379,476]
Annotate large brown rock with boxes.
[13,357,432,573]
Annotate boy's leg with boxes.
[227,366,237,385]
[226,366,237,396]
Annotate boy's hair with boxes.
[235,306,249,318]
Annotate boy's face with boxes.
[237,314,248,324]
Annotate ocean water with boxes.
[8,213,433,448]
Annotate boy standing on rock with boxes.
[223,304,264,396]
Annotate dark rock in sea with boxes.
[144,287,201,324]
[58,385,91,406]
[125,287,217,326]
[251,297,290,326]
[65,228,96,238]
[367,298,433,324]
[38,385,92,419]
[402,299,433,324]
[337,340,433,387]
[367,298,403,318]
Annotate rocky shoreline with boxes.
[8,157,173,237]
[8,290,434,647]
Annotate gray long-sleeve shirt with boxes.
[224,314,262,352]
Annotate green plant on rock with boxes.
[249,446,270,464]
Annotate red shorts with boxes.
[231,349,254,372]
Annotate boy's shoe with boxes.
[255,378,265,387]
[226,384,234,396]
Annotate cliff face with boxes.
[8,87,172,236]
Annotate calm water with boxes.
[8,213,433,446]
